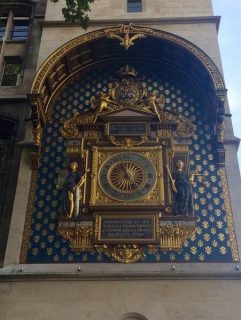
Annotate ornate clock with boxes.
[98,152,156,202]
[90,146,164,206]
[57,66,197,262]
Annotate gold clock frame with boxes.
[90,146,164,207]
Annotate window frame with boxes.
[127,0,143,13]
[0,58,22,87]
[0,18,8,40]
[10,17,30,41]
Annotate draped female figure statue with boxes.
[62,161,85,218]
[172,160,194,216]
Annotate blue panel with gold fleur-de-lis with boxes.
[26,63,238,263]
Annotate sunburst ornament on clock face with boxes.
[98,152,157,202]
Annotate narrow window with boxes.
[1,58,22,86]
[0,18,7,39]
[127,0,142,13]
[11,18,29,40]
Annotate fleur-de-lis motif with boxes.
[106,24,145,50]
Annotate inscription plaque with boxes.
[95,214,159,243]
[108,123,147,136]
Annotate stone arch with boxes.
[29,24,227,166]
[30,24,226,119]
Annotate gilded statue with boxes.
[167,160,194,216]
[142,91,165,121]
[91,92,116,122]
[62,161,85,218]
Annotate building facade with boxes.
[0,1,241,319]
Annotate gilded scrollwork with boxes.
[159,225,196,251]
[90,146,99,206]
[59,66,194,142]
[106,24,146,50]
[219,168,240,262]
[58,222,94,251]
[108,136,148,147]
[176,120,195,138]
[31,152,40,170]
[60,112,95,138]
[95,244,145,263]
[32,127,42,147]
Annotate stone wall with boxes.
[0,279,241,320]
[0,0,47,265]
[1,2,241,320]
[46,0,213,21]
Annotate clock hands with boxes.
[100,153,156,201]
[119,161,140,190]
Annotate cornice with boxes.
[224,137,240,148]
[42,16,221,31]
[1,263,240,282]
[0,272,241,282]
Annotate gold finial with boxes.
[106,24,145,50]
[118,65,138,78]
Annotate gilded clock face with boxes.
[98,152,156,201]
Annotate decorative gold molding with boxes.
[90,146,164,206]
[219,168,240,262]
[31,24,225,96]
[29,24,225,152]
[95,244,145,263]
[109,136,148,147]
[58,221,94,251]
[31,152,40,170]
[60,113,95,139]
[159,225,196,251]
[216,119,225,143]
[32,127,41,147]
[59,64,194,141]
[173,144,189,153]
[106,24,145,50]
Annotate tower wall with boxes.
[1,1,241,320]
